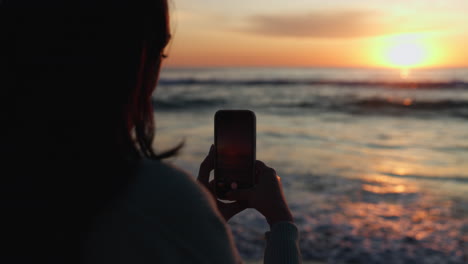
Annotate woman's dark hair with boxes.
[0,0,180,262]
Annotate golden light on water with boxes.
[361,174,418,194]
[400,68,410,79]
[403,98,413,106]
[362,183,413,194]
[393,167,408,176]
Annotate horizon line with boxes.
[162,65,468,70]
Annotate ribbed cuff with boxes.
[265,221,299,242]
[264,221,301,264]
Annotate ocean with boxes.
[154,67,468,263]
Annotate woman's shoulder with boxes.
[125,158,221,222]
[136,158,195,187]
[83,159,230,263]
[127,159,239,263]
[131,159,213,206]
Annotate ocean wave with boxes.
[383,172,468,183]
[285,98,468,118]
[353,98,468,110]
[153,97,226,110]
[159,78,468,89]
[153,96,468,119]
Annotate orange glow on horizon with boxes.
[164,14,466,69]
[166,0,468,68]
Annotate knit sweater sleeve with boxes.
[82,160,301,264]
[145,162,302,264]
[264,221,302,264]
[150,162,302,264]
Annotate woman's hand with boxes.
[197,145,248,222]
[198,145,293,227]
[226,160,293,228]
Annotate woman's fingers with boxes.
[225,188,254,201]
[255,160,267,171]
[218,200,248,221]
[255,160,278,183]
[205,180,218,196]
[197,145,215,188]
[196,145,252,221]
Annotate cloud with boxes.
[244,10,422,39]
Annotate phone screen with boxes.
[215,110,256,199]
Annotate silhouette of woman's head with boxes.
[1,1,180,262]
[1,0,180,162]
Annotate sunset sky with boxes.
[163,0,468,68]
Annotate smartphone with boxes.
[214,110,256,200]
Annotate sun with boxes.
[387,42,425,67]
[377,34,431,69]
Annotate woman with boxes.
[0,0,301,263]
